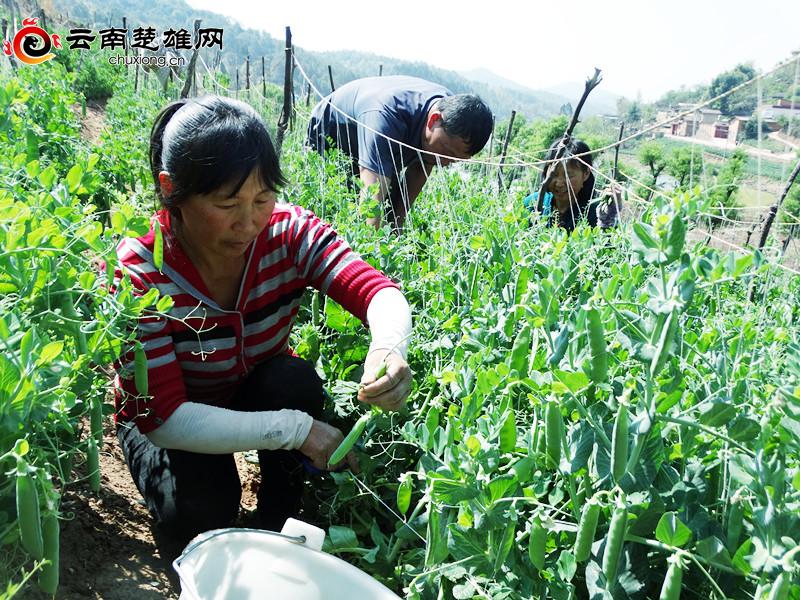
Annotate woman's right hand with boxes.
[298,419,359,472]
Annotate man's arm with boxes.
[360,162,431,231]
[402,161,430,211]
[359,167,392,230]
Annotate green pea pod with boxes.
[374,360,388,380]
[611,404,629,483]
[87,437,100,492]
[659,555,683,600]
[602,500,628,587]
[134,343,148,396]
[396,477,412,516]
[651,310,679,378]
[510,324,531,377]
[587,308,608,384]
[547,325,569,368]
[767,571,790,600]
[574,500,601,562]
[38,512,60,595]
[528,518,546,571]
[328,412,372,467]
[726,498,744,552]
[545,400,562,470]
[499,409,517,453]
[90,397,103,444]
[16,473,44,560]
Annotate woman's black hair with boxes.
[538,137,596,231]
[149,95,286,216]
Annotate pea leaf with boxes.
[327,525,358,551]
[36,341,64,367]
[655,512,692,547]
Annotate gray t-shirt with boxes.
[308,76,451,178]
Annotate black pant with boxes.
[117,354,325,541]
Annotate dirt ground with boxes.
[18,423,263,600]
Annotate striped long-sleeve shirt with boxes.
[114,204,398,433]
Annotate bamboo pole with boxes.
[328,65,335,92]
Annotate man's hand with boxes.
[357,350,412,411]
[297,420,359,472]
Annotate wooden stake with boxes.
[276,26,293,154]
[756,158,800,251]
[497,110,517,188]
[246,55,250,90]
[379,64,383,76]
[612,121,625,181]
[262,55,266,98]
[180,19,202,99]
[749,158,800,302]
[328,65,335,92]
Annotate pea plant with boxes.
[0,63,164,597]
[285,142,800,599]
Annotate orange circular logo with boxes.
[2,17,61,65]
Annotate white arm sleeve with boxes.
[366,287,412,359]
[145,402,314,454]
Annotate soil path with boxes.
[19,422,262,600]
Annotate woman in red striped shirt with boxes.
[114,95,413,541]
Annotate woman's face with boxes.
[549,160,590,205]
[174,168,276,262]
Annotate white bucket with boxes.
[173,519,402,600]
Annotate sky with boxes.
[185,0,800,101]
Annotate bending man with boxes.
[308,75,493,231]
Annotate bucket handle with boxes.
[172,528,308,600]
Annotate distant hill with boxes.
[542,82,623,116]
[49,0,566,119]
[459,68,569,109]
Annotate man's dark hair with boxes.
[437,94,493,155]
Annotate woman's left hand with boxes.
[358,350,412,412]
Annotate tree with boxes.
[656,84,708,109]
[707,149,746,228]
[638,141,667,183]
[667,146,704,190]
[627,102,642,123]
[709,64,757,116]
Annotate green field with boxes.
[2,55,800,600]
